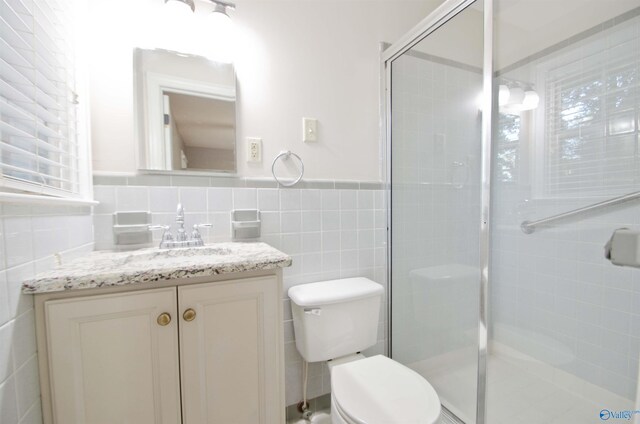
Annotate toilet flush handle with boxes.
[303,308,321,316]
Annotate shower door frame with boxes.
[381,0,494,423]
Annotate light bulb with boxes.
[522,90,540,110]
[506,87,525,106]
[498,85,510,106]
[209,9,233,36]
[203,8,235,62]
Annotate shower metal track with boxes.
[440,405,466,424]
[521,190,640,234]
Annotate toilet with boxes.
[288,277,441,424]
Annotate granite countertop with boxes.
[23,242,292,294]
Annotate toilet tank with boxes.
[288,277,384,363]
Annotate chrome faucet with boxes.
[176,203,187,242]
[148,203,212,249]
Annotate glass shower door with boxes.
[488,2,640,423]
[389,2,484,422]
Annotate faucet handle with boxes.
[191,223,212,243]
[149,225,173,243]
[148,224,170,233]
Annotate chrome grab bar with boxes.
[521,191,640,234]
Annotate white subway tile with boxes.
[322,252,340,272]
[301,211,321,232]
[115,187,149,212]
[0,272,10,326]
[280,189,301,211]
[0,320,14,383]
[93,186,116,214]
[11,310,35,370]
[357,191,374,209]
[257,189,279,211]
[232,188,257,209]
[340,210,357,230]
[0,377,18,424]
[339,190,357,210]
[321,211,340,231]
[149,187,179,212]
[340,230,357,251]
[281,234,302,256]
[5,264,34,320]
[322,231,340,252]
[302,253,321,275]
[340,250,358,271]
[301,189,321,210]
[321,190,339,210]
[261,212,281,235]
[208,213,232,240]
[179,188,206,212]
[14,355,39,418]
[281,212,301,234]
[207,188,232,211]
[302,233,321,254]
[357,210,374,229]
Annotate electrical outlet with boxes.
[247,138,262,162]
[303,117,318,142]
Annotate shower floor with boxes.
[410,343,635,424]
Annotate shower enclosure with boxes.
[384,1,640,423]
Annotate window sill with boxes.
[0,192,99,207]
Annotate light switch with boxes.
[247,138,262,162]
[303,117,318,142]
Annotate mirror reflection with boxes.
[134,48,237,173]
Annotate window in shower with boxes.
[539,23,640,198]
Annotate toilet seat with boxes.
[331,355,441,424]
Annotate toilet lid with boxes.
[331,355,441,424]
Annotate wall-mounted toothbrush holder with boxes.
[231,209,261,241]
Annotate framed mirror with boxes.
[134,48,237,174]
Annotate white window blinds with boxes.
[0,0,81,197]
[543,22,640,198]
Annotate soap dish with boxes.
[231,209,261,241]
[113,211,152,248]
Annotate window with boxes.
[542,25,639,198]
[0,0,86,198]
[495,113,521,184]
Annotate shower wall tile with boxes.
[390,51,482,367]
[490,17,640,401]
[94,182,387,406]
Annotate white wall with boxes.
[0,205,94,423]
[88,0,443,180]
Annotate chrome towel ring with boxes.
[271,150,304,187]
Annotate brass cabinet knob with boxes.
[157,312,172,326]
[183,308,196,322]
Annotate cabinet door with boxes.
[179,276,284,424]
[46,288,181,424]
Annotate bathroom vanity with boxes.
[23,243,291,424]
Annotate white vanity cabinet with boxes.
[37,274,284,424]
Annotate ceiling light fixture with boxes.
[209,0,236,17]
[164,0,195,13]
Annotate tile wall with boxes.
[490,15,640,400]
[0,204,94,424]
[389,51,483,366]
[92,177,387,406]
